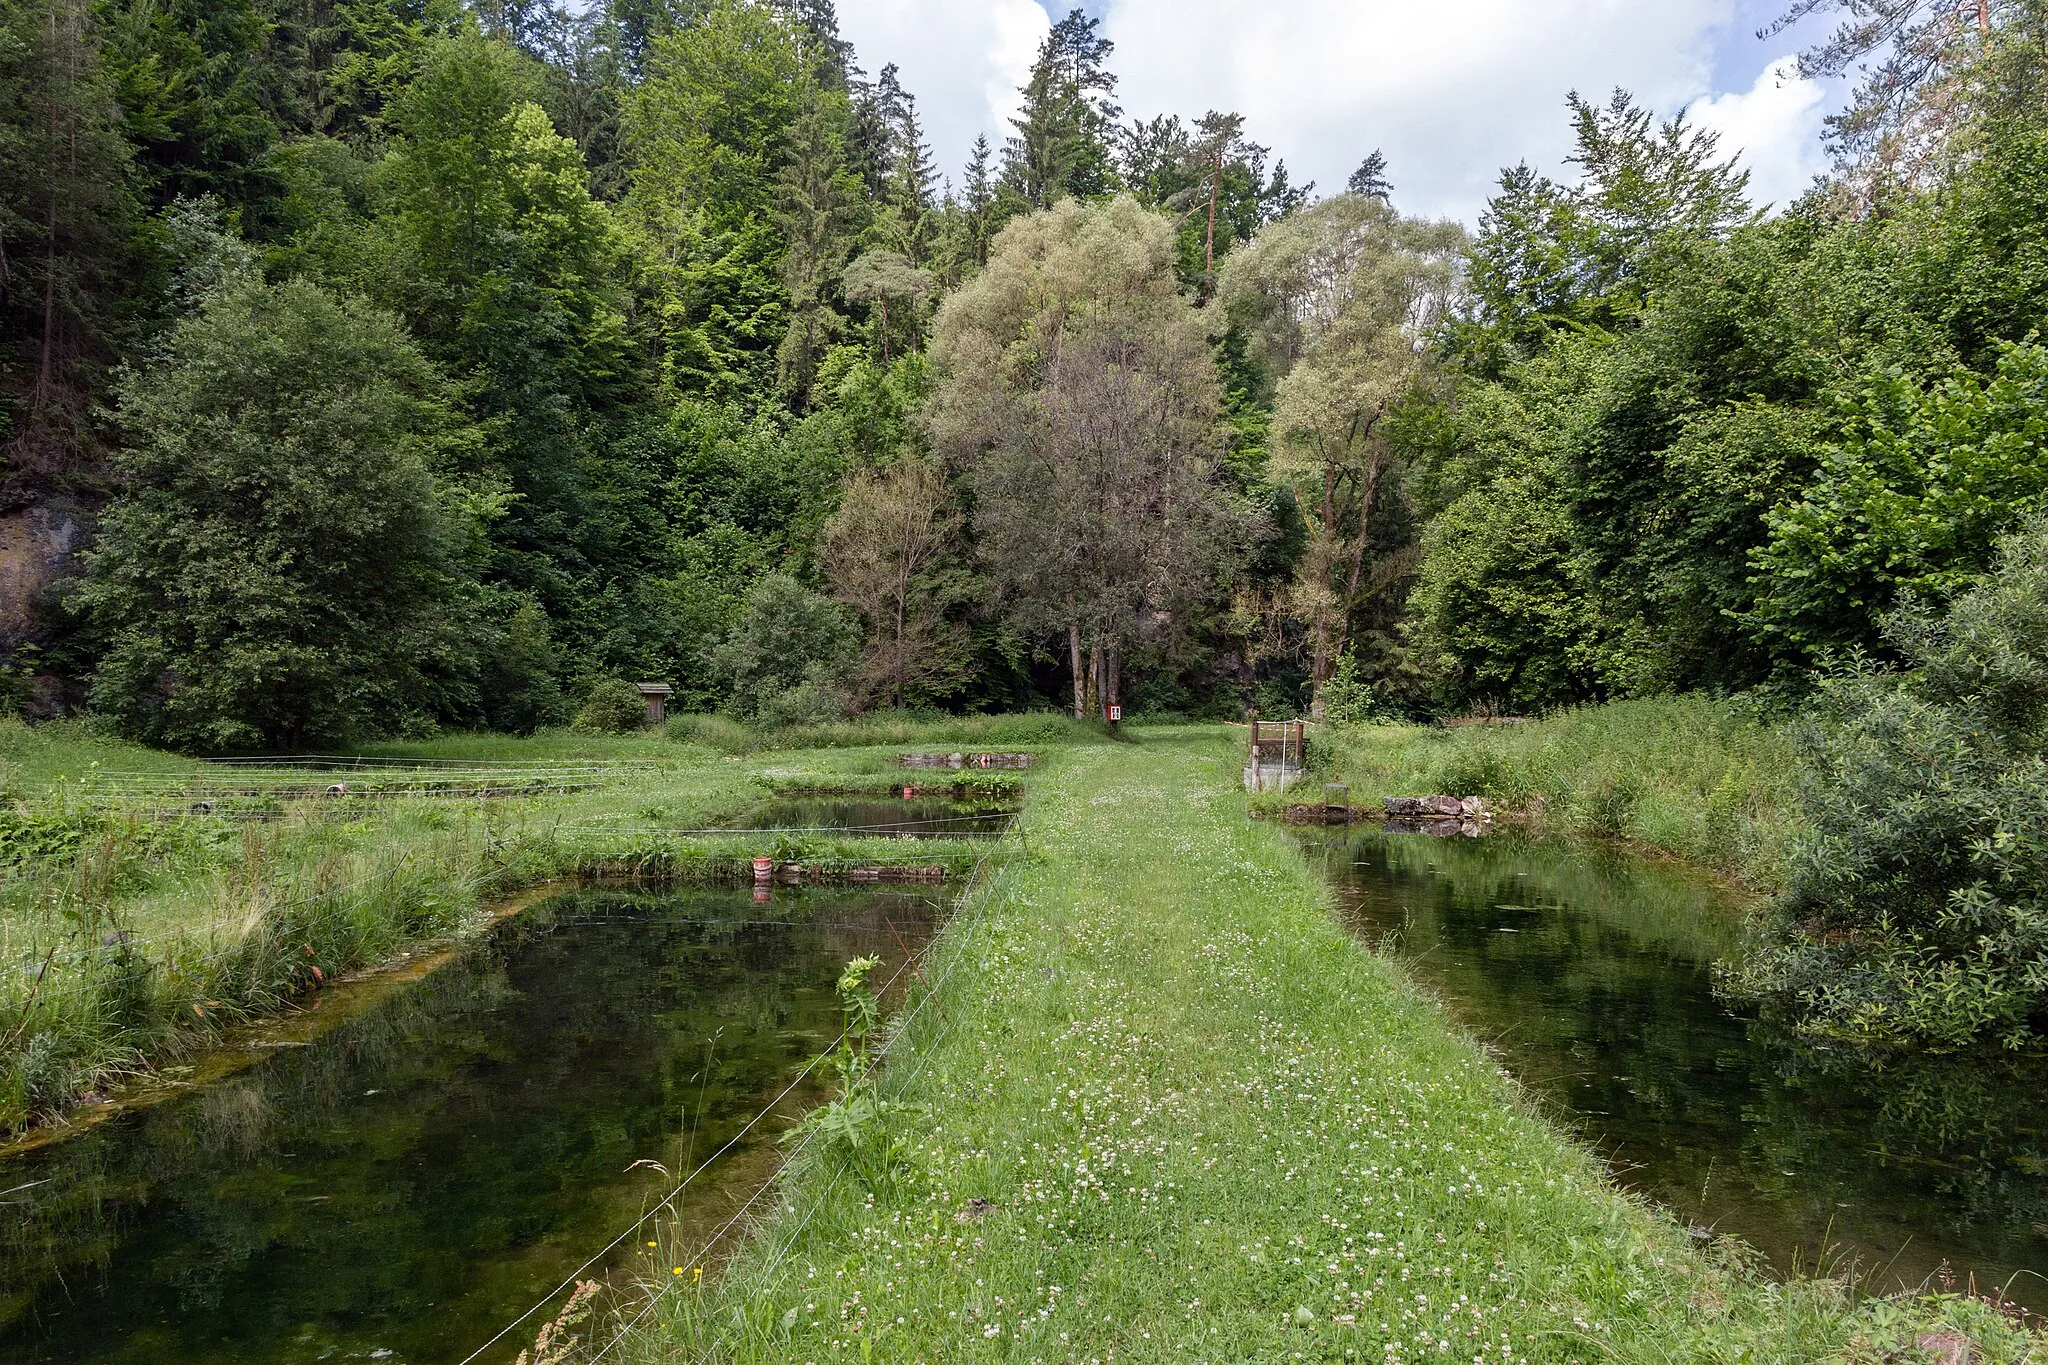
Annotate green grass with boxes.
[1307,696,1804,889]
[0,722,1048,1135]
[664,709,1100,754]
[0,717,210,794]
[626,727,2029,1364]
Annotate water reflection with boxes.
[0,884,940,1365]
[1309,827,2048,1309]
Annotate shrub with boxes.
[1727,516,2048,1049]
[75,278,479,752]
[574,679,647,733]
[704,574,857,723]
[1318,649,1382,727]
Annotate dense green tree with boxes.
[76,279,479,750]
[774,72,861,404]
[704,570,856,722]
[1219,194,1464,712]
[1731,516,2048,1048]
[927,196,1242,720]
[1460,91,1753,363]
[999,8,1120,212]
[626,0,803,401]
[0,0,137,488]
[1119,110,1308,295]
[1746,342,2048,670]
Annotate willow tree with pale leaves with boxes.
[924,195,1242,724]
[1220,195,1466,717]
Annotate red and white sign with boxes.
[1107,705,1122,722]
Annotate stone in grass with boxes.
[1291,1306,1314,1326]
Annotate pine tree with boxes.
[961,132,995,265]
[847,61,907,198]
[775,73,861,405]
[999,8,1121,209]
[776,0,853,83]
[0,0,137,489]
[1347,149,1390,199]
[884,82,936,264]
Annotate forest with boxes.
[2,0,2048,1047]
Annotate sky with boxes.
[831,0,1851,223]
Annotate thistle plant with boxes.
[784,955,918,1186]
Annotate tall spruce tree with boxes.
[775,72,862,405]
[1000,8,1120,210]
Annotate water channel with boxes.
[725,796,1015,839]
[1306,825,2048,1310]
[0,794,987,1365]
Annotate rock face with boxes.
[1422,795,1464,817]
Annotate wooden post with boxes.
[1104,643,1121,736]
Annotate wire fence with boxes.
[579,827,1017,1365]
[450,822,1018,1365]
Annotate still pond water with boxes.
[1307,826,2048,1309]
[0,882,941,1365]
[726,797,1015,838]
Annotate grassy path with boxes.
[637,728,2025,1364]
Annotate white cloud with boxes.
[835,0,1047,187]
[1100,0,1745,222]
[1690,57,1831,212]
[834,1,1840,225]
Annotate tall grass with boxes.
[0,721,1043,1136]
[1311,695,1804,887]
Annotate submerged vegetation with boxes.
[0,720,1017,1135]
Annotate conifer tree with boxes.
[999,8,1121,209]
[775,73,862,405]
[883,82,937,264]
[960,132,996,267]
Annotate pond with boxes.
[1305,826,2048,1310]
[0,883,942,1365]
[728,796,1015,838]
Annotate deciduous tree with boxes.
[77,279,481,750]
[818,459,971,707]
[926,195,1240,723]
[1220,193,1464,714]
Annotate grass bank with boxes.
[0,721,1053,1135]
[1309,696,1803,888]
[627,727,2024,1364]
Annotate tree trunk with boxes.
[1068,621,1085,719]
[1331,463,1383,670]
[1104,641,1121,736]
[1085,638,1101,722]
